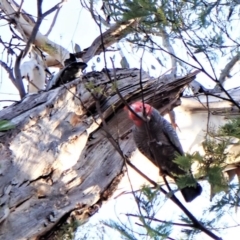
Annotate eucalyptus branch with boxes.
[44,7,62,36]
[163,175,173,194]
[10,0,68,98]
[140,31,239,111]
[88,0,101,26]
[22,0,66,58]
[0,100,18,103]
[206,94,211,136]
[21,0,43,58]
[139,47,146,105]
[96,15,144,123]
[9,25,24,41]
[0,60,15,86]
[190,30,219,81]
[16,0,24,14]
[184,92,236,102]
[82,18,139,62]
[42,0,67,18]
[159,27,177,76]
[14,51,26,98]
[216,21,240,48]
[218,53,240,84]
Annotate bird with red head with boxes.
[126,101,202,202]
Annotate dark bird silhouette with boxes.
[46,61,87,90]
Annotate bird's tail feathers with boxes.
[180,183,202,202]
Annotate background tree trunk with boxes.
[0,68,198,239]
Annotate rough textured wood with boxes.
[0,68,198,239]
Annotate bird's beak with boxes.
[132,108,150,121]
[136,111,143,118]
[129,106,142,117]
[125,104,150,122]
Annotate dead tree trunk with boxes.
[0,68,199,239]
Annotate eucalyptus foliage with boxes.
[102,0,240,81]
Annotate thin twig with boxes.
[45,7,62,36]
[14,51,26,98]
[0,60,16,87]
[17,0,24,14]
[126,214,195,227]
[135,222,176,240]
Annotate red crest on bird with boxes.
[125,101,153,127]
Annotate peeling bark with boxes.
[0,68,198,239]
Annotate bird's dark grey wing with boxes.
[133,126,155,161]
[152,109,184,155]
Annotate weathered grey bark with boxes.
[0,68,199,239]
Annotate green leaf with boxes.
[192,151,203,162]
[208,166,227,192]
[219,118,240,138]
[176,174,198,189]
[0,120,15,131]
[173,154,192,171]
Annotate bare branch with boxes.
[0,60,16,87]
[159,27,177,76]
[16,0,24,14]
[21,0,43,58]
[81,19,139,62]
[44,7,62,36]
[22,0,67,58]
[41,0,67,18]
[14,51,26,98]
[218,52,240,84]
